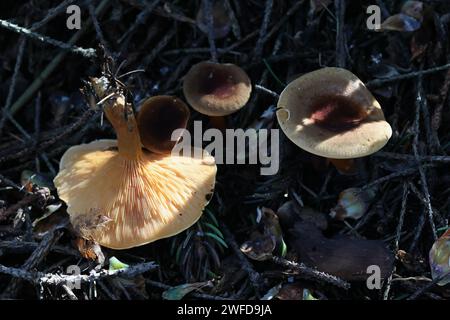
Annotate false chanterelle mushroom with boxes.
[276,67,392,172]
[54,77,217,249]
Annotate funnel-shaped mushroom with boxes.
[183,61,252,117]
[277,67,392,159]
[137,95,190,154]
[54,86,216,249]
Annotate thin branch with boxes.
[0,19,96,58]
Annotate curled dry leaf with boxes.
[279,219,394,281]
[401,1,424,21]
[330,187,376,220]
[379,13,421,32]
[429,229,450,286]
[276,283,317,300]
[162,281,212,300]
[240,234,276,261]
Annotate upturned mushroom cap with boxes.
[276,67,392,159]
[183,61,252,116]
[54,91,216,249]
[137,96,190,154]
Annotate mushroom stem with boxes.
[328,158,357,175]
[209,116,227,131]
[103,94,143,160]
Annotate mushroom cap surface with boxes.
[54,140,216,249]
[276,67,392,159]
[137,96,190,154]
[183,61,252,116]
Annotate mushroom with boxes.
[136,95,190,154]
[276,67,392,173]
[54,79,217,249]
[183,61,252,129]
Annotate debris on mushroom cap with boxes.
[136,95,190,154]
[54,87,217,249]
[276,67,392,159]
[183,61,252,116]
[196,1,231,39]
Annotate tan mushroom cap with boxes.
[54,92,216,249]
[137,95,190,154]
[276,67,392,159]
[183,61,252,116]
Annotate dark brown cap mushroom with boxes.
[183,61,252,117]
[137,95,190,154]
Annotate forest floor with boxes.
[0,0,449,300]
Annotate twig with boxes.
[30,0,78,31]
[0,19,96,58]
[203,0,218,62]
[264,0,303,45]
[118,0,161,44]
[366,63,450,88]
[0,261,158,285]
[407,270,450,300]
[88,1,113,57]
[141,27,176,69]
[383,183,409,300]
[375,152,450,163]
[0,36,27,138]
[334,0,346,68]
[413,78,438,241]
[7,0,110,117]
[361,164,434,190]
[224,0,241,39]
[220,223,262,297]
[0,109,98,164]
[254,84,279,99]
[254,0,273,59]
[1,230,63,299]
[0,240,79,257]
[271,256,351,290]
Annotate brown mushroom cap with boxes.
[137,96,190,154]
[183,61,252,116]
[54,89,216,249]
[277,67,392,159]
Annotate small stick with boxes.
[224,0,241,39]
[334,0,346,68]
[0,262,158,285]
[203,0,218,62]
[0,37,27,138]
[220,223,262,297]
[383,183,409,300]
[413,78,438,241]
[254,84,279,98]
[375,152,450,163]
[272,256,351,290]
[366,63,450,88]
[407,270,450,300]
[0,19,96,58]
[254,0,273,59]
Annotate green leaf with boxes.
[205,232,228,249]
[162,282,209,300]
[204,208,219,226]
[204,222,224,239]
[108,257,129,272]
